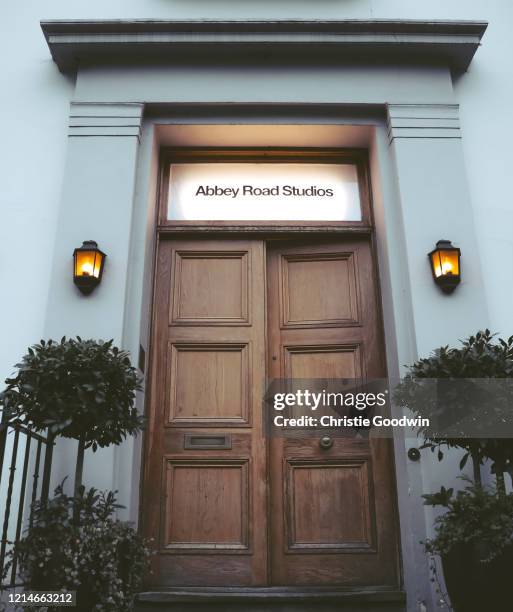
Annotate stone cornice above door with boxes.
[41,19,487,74]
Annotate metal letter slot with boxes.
[184,433,232,450]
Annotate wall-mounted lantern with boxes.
[73,240,106,295]
[428,240,461,294]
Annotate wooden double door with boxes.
[143,236,400,589]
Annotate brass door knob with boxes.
[319,436,333,450]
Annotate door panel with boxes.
[168,342,250,425]
[280,251,360,327]
[286,458,374,550]
[144,239,267,586]
[163,459,249,549]
[267,239,400,587]
[284,344,363,379]
[170,249,250,325]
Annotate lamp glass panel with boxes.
[431,250,459,278]
[75,250,103,278]
[167,163,362,221]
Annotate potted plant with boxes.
[10,481,150,612]
[395,330,513,611]
[423,481,513,612]
[0,337,144,494]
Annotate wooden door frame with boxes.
[139,147,402,591]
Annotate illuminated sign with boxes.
[167,163,362,221]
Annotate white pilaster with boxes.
[44,101,144,502]
[387,103,489,357]
[387,103,490,611]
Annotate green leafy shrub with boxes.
[11,482,150,612]
[394,330,513,484]
[423,480,513,563]
[0,337,143,450]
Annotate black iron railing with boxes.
[0,415,54,588]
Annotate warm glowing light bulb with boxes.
[441,261,453,275]
[434,259,454,277]
[81,262,94,276]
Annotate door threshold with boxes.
[137,586,406,603]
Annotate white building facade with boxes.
[1,2,513,611]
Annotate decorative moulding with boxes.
[386,104,461,144]
[68,102,144,138]
[41,19,487,74]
